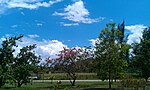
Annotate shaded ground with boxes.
[83,88,117,90]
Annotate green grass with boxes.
[1,82,115,90]
[35,73,98,80]
[1,81,150,90]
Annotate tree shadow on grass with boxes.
[83,88,117,90]
[2,87,13,89]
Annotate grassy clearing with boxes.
[1,82,116,90]
[1,81,150,90]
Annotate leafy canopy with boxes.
[94,22,128,89]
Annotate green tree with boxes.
[117,21,130,63]
[94,22,128,89]
[0,35,23,87]
[131,27,150,82]
[12,44,40,87]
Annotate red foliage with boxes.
[56,47,82,62]
[46,56,52,63]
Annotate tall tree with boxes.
[131,27,150,81]
[94,22,128,89]
[12,44,40,87]
[0,35,23,87]
[117,21,130,63]
[117,20,125,44]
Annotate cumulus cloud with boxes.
[15,37,67,59]
[125,25,147,44]
[0,35,67,62]
[0,0,62,12]
[37,40,67,58]
[89,25,147,46]
[53,0,104,26]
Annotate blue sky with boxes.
[0,0,149,59]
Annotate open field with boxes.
[1,73,150,90]
[1,82,118,90]
[1,81,150,90]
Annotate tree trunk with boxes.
[145,77,148,82]
[0,77,3,88]
[69,77,76,86]
[68,72,76,86]
[108,71,111,90]
[72,78,76,86]
[17,83,22,87]
[17,80,22,87]
[0,76,5,88]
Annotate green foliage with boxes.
[0,35,23,87]
[12,44,40,87]
[131,27,150,81]
[0,35,41,88]
[94,22,129,89]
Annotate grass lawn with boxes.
[1,81,150,90]
[37,73,98,80]
[1,81,117,90]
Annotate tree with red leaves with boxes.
[56,47,83,86]
[46,47,93,86]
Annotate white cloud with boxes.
[28,34,39,38]
[61,22,79,26]
[89,38,99,46]
[125,25,147,44]
[0,0,62,11]
[0,35,67,63]
[38,40,67,58]
[14,37,67,60]
[89,25,147,46]
[53,0,104,25]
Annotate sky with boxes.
[0,0,149,59]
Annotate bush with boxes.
[118,78,146,89]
